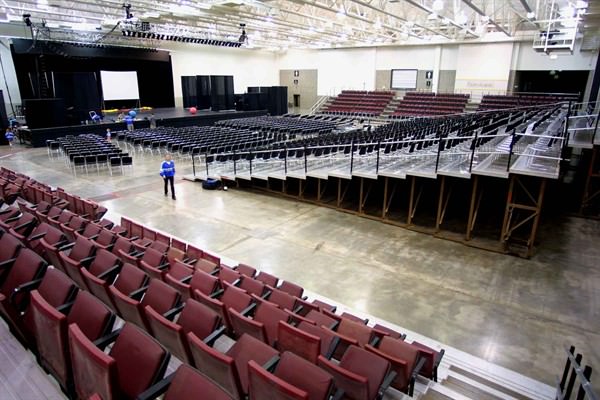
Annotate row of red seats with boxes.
[0,167,445,399]
[392,92,470,117]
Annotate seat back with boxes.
[68,236,96,262]
[236,263,256,278]
[95,230,116,248]
[0,232,22,264]
[67,290,115,341]
[255,271,278,287]
[367,336,419,391]
[145,305,191,364]
[29,290,71,388]
[27,223,65,255]
[194,258,217,274]
[39,238,64,272]
[226,334,281,395]
[187,332,245,400]
[113,263,148,297]
[140,247,166,267]
[275,351,333,400]
[219,266,241,285]
[0,248,47,302]
[297,322,339,360]
[266,286,297,311]
[165,364,235,400]
[278,281,304,298]
[68,323,117,400]
[253,301,289,346]
[248,359,309,400]
[277,321,320,364]
[239,277,265,297]
[88,249,121,280]
[189,269,219,297]
[229,307,267,343]
[111,236,134,257]
[142,279,181,316]
[110,323,170,399]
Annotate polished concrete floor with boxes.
[2,143,599,392]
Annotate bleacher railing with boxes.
[199,104,569,181]
[556,346,597,400]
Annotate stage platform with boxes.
[19,108,268,148]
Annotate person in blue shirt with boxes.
[125,115,134,131]
[5,128,15,147]
[160,153,176,200]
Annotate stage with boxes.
[19,108,269,148]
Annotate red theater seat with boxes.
[68,322,170,400]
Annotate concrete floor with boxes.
[2,143,599,393]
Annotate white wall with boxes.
[0,39,21,117]
[316,48,376,95]
[454,42,514,100]
[168,43,279,107]
[516,40,598,71]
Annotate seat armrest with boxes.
[162,303,185,321]
[156,262,170,270]
[180,274,192,284]
[28,232,47,241]
[0,257,17,270]
[93,328,122,350]
[182,257,196,264]
[10,278,44,309]
[97,264,122,281]
[324,335,341,360]
[240,302,257,317]
[209,268,220,276]
[136,372,175,400]
[14,220,35,230]
[56,300,75,314]
[209,288,224,299]
[89,233,100,240]
[263,355,280,372]
[411,356,426,380]
[203,325,226,347]
[80,213,89,219]
[58,242,75,251]
[332,388,345,400]
[129,285,149,300]
[80,255,96,266]
[261,290,272,299]
[378,370,398,398]
[231,278,242,287]
[5,215,21,223]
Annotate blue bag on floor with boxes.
[202,179,221,190]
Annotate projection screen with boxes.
[100,70,140,101]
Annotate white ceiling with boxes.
[0,0,596,49]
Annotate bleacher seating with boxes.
[390,92,470,117]
[0,166,445,399]
[478,93,578,110]
[323,90,395,117]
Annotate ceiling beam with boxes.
[461,0,511,36]
[400,0,479,37]
[518,0,533,14]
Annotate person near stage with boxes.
[125,114,134,131]
[149,113,156,129]
[5,128,14,147]
[160,153,176,200]
[106,128,112,142]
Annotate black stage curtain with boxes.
[11,40,175,109]
[181,76,197,108]
[54,72,101,125]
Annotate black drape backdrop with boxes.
[11,40,175,110]
[54,72,101,124]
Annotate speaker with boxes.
[181,76,197,108]
[24,98,66,129]
[197,76,211,109]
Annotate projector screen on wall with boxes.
[100,70,140,101]
[391,69,418,90]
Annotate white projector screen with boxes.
[100,70,140,101]
[391,69,418,90]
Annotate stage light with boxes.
[238,23,247,43]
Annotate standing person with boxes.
[105,128,112,142]
[125,115,134,131]
[5,128,14,147]
[149,113,156,129]
[160,153,176,200]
